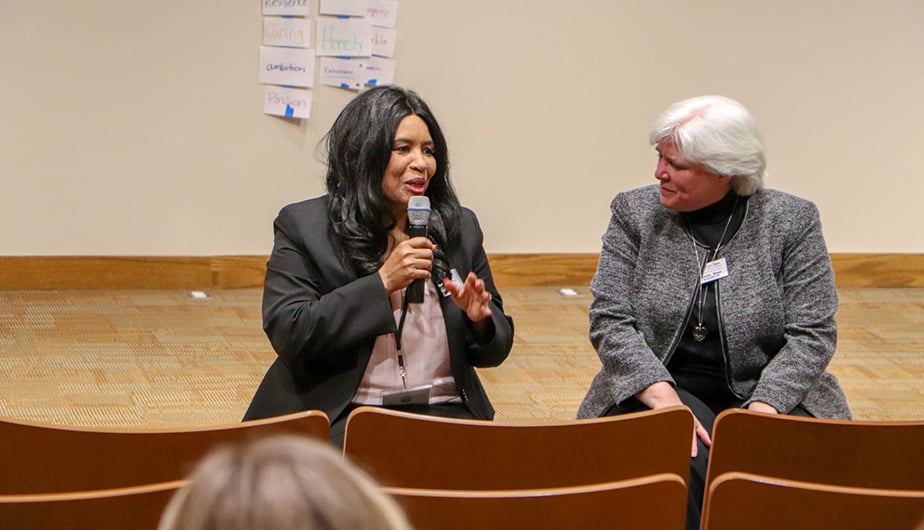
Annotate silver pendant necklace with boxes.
[689,197,738,342]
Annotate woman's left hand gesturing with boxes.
[443,271,493,323]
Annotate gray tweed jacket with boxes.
[577,185,850,420]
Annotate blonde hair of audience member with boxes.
[158,435,411,530]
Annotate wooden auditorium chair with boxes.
[386,472,688,530]
[706,408,924,490]
[704,408,924,523]
[0,409,329,494]
[702,471,924,530]
[343,405,694,489]
[0,479,184,530]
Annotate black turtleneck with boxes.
[667,191,747,412]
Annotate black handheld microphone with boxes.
[405,195,431,304]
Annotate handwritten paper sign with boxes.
[368,0,399,28]
[319,0,367,17]
[316,17,373,57]
[258,46,315,88]
[363,56,395,86]
[319,57,364,90]
[371,27,396,57]
[263,17,311,48]
[263,0,311,17]
[264,85,312,119]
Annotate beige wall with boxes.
[2,1,922,256]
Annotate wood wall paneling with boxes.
[0,254,921,290]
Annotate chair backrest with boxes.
[343,405,693,489]
[0,410,329,493]
[0,480,184,530]
[706,409,924,491]
[702,472,924,530]
[386,473,688,530]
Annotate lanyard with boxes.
[394,292,410,389]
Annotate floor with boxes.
[1,286,922,428]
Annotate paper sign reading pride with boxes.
[258,46,315,88]
[263,0,310,17]
[316,17,373,57]
[319,57,364,90]
[263,17,312,48]
[264,85,312,119]
[362,56,395,86]
[367,0,399,28]
[371,27,397,57]
[319,0,367,17]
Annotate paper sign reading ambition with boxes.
[264,85,312,119]
[316,17,373,57]
[263,17,312,48]
[319,0,367,17]
[263,0,311,17]
[258,45,315,88]
[367,0,399,29]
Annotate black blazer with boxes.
[243,196,514,423]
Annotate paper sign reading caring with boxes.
[264,85,312,119]
[316,17,373,57]
[263,17,312,48]
[258,45,315,87]
[367,0,399,28]
[262,0,311,17]
[319,0,367,17]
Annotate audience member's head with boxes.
[158,435,411,530]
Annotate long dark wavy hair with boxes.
[322,85,461,277]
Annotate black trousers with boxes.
[605,389,812,530]
[330,401,476,449]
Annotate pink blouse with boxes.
[352,280,459,405]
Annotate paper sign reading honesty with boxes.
[316,17,373,57]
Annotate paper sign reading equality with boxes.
[316,17,373,57]
[263,0,310,17]
[264,85,312,119]
[258,45,315,88]
[263,17,312,48]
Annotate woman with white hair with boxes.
[577,95,850,529]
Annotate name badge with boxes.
[382,384,432,406]
[701,258,729,284]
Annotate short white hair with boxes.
[649,95,766,196]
